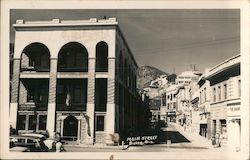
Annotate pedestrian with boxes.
[215,133,221,148]
[211,136,216,147]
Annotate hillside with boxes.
[137,65,176,89]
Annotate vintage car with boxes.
[10,135,48,152]
[9,141,29,152]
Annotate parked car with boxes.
[10,135,48,152]
[9,141,29,152]
[21,133,62,151]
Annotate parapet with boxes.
[14,17,118,28]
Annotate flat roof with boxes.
[13,18,118,28]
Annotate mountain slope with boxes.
[137,65,167,89]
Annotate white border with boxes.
[1,0,249,159]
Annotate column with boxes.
[25,114,29,130]
[60,119,64,136]
[10,58,21,129]
[106,57,116,145]
[216,119,221,134]
[86,57,95,144]
[76,118,81,144]
[207,113,212,139]
[46,58,57,137]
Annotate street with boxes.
[64,123,218,152]
[62,123,244,159]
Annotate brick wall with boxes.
[48,59,57,103]
[21,53,29,69]
[80,116,87,143]
[95,132,106,143]
[11,59,21,103]
[19,81,27,104]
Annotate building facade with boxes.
[205,54,240,151]
[10,18,141,145]
[197,76,212,139]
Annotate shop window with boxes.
[38,115,47,130]
[96,116,105,131]
[28,115,37,130]
[17,115,26,130]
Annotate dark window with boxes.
[28,115,37,130]
[218,86,221,101]
[38,86,47,103]
[27,88,34,102]
[39,115,47,130]
[17,115,26,130]
[58,42,88,72]
[96,42,108,72]
[224,84,227,100]
[95,79,107,111]
[73,87,83,103]
[162,95,166,106]
[96,116,105,131]
[213,88,216,102]
[238,80,241,97]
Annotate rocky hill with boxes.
[137,65,176,89]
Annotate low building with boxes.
[10,18,143,145]
[205,54,240,151]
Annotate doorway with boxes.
[63,115,78,141]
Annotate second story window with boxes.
[238,80,241,97]
[213,88,216,102]
[218,86,221,101]
[224,84,227,100]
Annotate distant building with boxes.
[196,75,211,139]
[205,54,240,151]
[10,18,144,145]
[176,70,202,86]
[165,84,180,123]
[149,97,162,123]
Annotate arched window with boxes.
[96,41,108,72]
[21,43,50,71]
[58,42,88,72]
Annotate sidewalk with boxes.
[170,123,220,149]
[64,142,129,150]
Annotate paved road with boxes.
[62,124,241,159]
[64,123,208,152]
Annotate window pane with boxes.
[39,115,47,130]
[96,116,104,131]
[28,115,37,130]
[17,115,26,130]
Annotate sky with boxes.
[10,9,240,75]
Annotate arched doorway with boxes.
[63,115,78,141]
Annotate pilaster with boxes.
[47,58,57,137]
[86,58,95,144]
[10,59,21,128]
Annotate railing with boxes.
[56,103,87,111]
[20,66,50,72]
[19,103,48,111]
[57,66,88,72]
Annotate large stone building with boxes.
[10,18,143,145]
